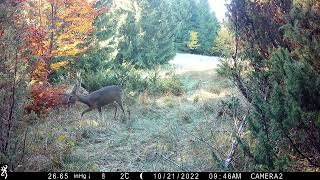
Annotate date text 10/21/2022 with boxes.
[152,172,282,180]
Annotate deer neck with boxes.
[76,94,91,106]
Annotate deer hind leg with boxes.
[119,103,125,116]
[113,103,118,120]
[97,106,106,127]
[81,107,93,117]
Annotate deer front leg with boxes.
[81,107,93,117]
[115,99,125,122]
[98,107,104,120]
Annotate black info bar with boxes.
[1,172,319,180]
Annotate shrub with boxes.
[146,70,184,96]
[81,64,184,97]
[82,63,147,93]
[160,75,184,96]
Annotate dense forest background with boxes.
[0,0,319,172]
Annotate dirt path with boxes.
[61,54,237,171]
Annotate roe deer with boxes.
[68,84,126,121]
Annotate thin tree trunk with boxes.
[4,48,18,154]
[49,3,54,55]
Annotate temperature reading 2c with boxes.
[120,172,129,179]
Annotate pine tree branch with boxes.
[273,108,320,167]
[230,7,252,103]
[285,133,320,167]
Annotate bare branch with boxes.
[224,115,247,169]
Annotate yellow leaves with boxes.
[57,134,75,148]
[57,134,66,142]
[71,21,94,34]
[212,25,235,56]
[30,79,37,85]
[55,41,82,56]
[188,31,200,50]
[55,22,63,28]
[50,60,69,71]
[32,59,48,83]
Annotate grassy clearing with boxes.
[24,66,245,172]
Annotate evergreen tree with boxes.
[86,0,176,69]
[133,0,176,68]
[222,0,320,170]
[172,0,220,55]
[115,11,141,66]
[196,0,220,55]
[170,0,193,52]
[77,0,117,74]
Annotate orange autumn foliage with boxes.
[26,58,67,115]
[25,26,49,57]
[23,0,98,115]
[25,0,98,58]
[25,83,66,115]
[54,0,97,57]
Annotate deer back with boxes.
[85,85,123,107]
